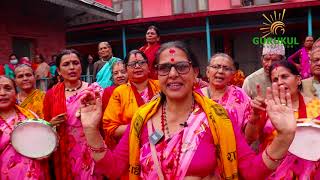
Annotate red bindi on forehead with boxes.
[169,48,175,62]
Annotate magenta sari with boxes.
[0,113,47,179]
[60,83,103,179]
[201,85,251,129]
[300,47,312,79]
[140,106,212,179]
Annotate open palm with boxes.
[265,84,296,134]
[79,90,103,129]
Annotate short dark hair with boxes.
[55,49,82,68]
[36,54,46,63]
[147,25,160,36]
[9,53,17,59]
[269,60,302,90]
[155,41,199,68]
[124,49,148,65]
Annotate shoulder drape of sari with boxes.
[201,85,251,130]
[35,62,50,78]
[43,82,103,180]
[0,106,50,180]
[102,85,116,111]
[43,82,70,180]
[140,106,209,179]
[128,91,238,180]
[300,47,312,79]
[102,79,160,149]
[139,43,160,79]
[19,89,45,119]
[96,57,120,88]
[4,64,15,79]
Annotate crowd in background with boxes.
[0,25,320,179]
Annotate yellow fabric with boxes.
[128,92,238,180]
[288,98,320,123]
[19,89,45,119]
[15,105,36,119]
[102,79,160,148]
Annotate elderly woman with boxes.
[139,25,161,79]
[0,76,48,179]
[78,41,296,179]
[43,49,103,180]
[201,53,251,129]
[245,60,320,178]
[102,60,128,111]
[14,64,45,118]
[103,50,160,149]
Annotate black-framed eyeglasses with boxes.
[155,61,192,76]
[127,60,147,68]
[208,64,235,72]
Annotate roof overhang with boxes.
[43,0,120,20]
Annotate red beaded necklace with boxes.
[160,98,194,178]
[0,110,22,132]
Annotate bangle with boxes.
[265,146,285,162]
[88,144,108,153]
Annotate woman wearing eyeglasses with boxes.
[103,50,160,150]
[78,41,296,179]
[201,53,251,129]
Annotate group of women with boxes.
[78,41,296,179]
[1,34,320,179]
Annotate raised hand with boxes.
[265,83,296,134]
[79,90,103,130]
[251,84,266,113]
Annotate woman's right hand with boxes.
[251,84,266,114]
[265,83,296,135]
[50,113,66,126]
[79,90,102,130]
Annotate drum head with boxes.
[11,120,57,159]
[288,122,320,161]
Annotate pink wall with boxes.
[95,0,112,7]
[142,0,172,18]
[0,0,65,64]
[209,0,232,11]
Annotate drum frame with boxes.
[11,119,58,159]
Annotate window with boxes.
[172,0,208,14]
[12,37,34,59]
[113,0,142,20]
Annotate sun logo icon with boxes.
[260,9,286,38]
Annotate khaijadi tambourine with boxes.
[11,119,58,159]
[288,118,320,161]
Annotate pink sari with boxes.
[58,83,103,179]
[140,105,209,179]
[0,112,47,179]
[300,47,312,79]
[201,85,251,129]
